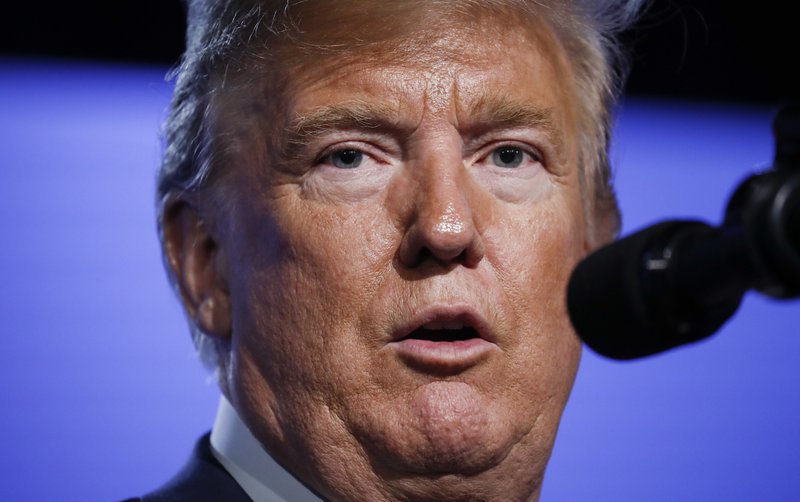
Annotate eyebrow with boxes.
[284,101,403,148]
[464,95,558,137]
[280,96,563,158]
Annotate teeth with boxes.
[424,320,465,330]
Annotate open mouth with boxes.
[404,326,481,343]
[389,309,496,372]
[392,310,495,344]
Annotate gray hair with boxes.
[158,0,646,368]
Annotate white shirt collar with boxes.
[209,395,324,502]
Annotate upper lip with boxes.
[390,304,496,344]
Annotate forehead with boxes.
[209,4,579,174]
[276,10,577,137]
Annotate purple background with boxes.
[0,59,797,501]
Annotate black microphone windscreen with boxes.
[567,221,735,359]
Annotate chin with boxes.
[352,381,532,477]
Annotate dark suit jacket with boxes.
[123,433,251,502]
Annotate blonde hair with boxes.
[158,0,646,368]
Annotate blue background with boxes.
[0,59,797,501]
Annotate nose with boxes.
[396,152,485,269]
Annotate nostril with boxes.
[405,245,473,269]
[415,246,434,267]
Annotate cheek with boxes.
[490,193,584,379]
[492,193,585,306]
[228,194,399,385]
[281,198,398,310]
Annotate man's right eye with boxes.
[327,149,364,169]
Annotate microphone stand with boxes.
[725,105,800,299]
[568,106,800,359]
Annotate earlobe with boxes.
[196,292,232,339]
[162,197,232,339]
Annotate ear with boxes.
[586,193,621,253]
[162,197,232,339]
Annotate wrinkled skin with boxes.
[166,13,591,502]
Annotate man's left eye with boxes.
[490,146,526,168]
[328,149,364,169]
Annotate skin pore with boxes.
[166,7,594,502]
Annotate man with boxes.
[134,1,643,500]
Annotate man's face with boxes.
[212,12,587,501]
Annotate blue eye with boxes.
[491,146,524,168]
[329,149,364,169]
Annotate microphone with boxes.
[567,106,800,360]
[568,220,749,359]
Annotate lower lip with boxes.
[388,337,496,373]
